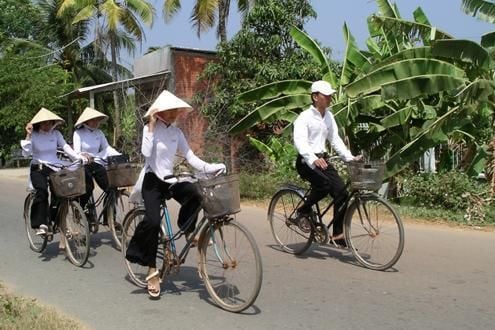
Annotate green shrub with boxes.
[399,171,495,224]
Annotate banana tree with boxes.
[231,0,495,178]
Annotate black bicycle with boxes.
[23,160,90,267]
[267,160,404,271]
[122,172,263,312]
[84,158,138,250]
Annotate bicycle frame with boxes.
[158,201,233,274]
[293,182,370,231]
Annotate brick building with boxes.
[133,46,217,156]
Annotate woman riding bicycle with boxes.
[21,108,90,237]
[73,107,121,226]
[125,90,225,297]
[293,81,361,246]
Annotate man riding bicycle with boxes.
[293,80,361,246]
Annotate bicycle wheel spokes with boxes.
[345,196,404,271]
[24,193,48,253]
[63,201,90,267]
[122,209,164,288]
[268,189,314,255]
[200,221,262,313]
[108,190,131,250]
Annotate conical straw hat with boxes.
[143,90,192,118]
[75,107,108,127]
[30,107,64,126]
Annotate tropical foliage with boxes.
[163,0,256,42]
[232,0,495,180]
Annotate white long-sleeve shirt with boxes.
[141,121,223,182]
[20,129,81,170]
[73,126,120,165]
[293,105,354,168]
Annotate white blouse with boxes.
[141,121,223,182]
[73,126,120,165]
[293,105,354,168]
[21,129,81,170]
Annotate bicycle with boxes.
[84,157,139,250]
[122,173,263,313]
[267,159,404,271]
[23,160,91,267]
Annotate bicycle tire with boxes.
[199,220,263,313]
[344,193,404,271]
[23,193,48,253]
[61,200,90,267]
[267,188,314,255]
[121,208,165,288]
[107,189,131,251]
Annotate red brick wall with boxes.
[173,50,216,157]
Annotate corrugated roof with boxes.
[60,70,171,98]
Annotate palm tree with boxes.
[58,0,155,143]
[163,0,255,42]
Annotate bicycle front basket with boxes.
[106,163,141,188]
[347,161,385,191]
[49,166,86,198]
[197,174,241,219]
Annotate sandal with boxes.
[145,270,161,298]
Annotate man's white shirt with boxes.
[293,105,353,168]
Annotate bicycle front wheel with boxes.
[61,200,90,267]
[344,194,404,271]
[268,189,314,255]
[107,189,131,251]
[24,193,47,253]
[121,209,164,288]
[199,220,263,313]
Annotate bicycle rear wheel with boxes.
[61,200,90,267]
[107,189,131,251]
[268,189,314,255]
[23,193,48,253]
[121,209,164,288]
[344,194,404,271]
[199,220,262,313]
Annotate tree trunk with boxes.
[217,0,229,42]
[110,36,121,146]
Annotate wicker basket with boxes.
[106,163,141,188]
[50,166,86,198]
[347,161,385,191]
[197,174,241,218]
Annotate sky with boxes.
[122,0,495,68]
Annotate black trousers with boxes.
[85,162,109,191]
[77,163,102,212]
[296,155,349,236]
[30,165,58,229]
[125,172,202,267]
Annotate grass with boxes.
[0,284,86,330]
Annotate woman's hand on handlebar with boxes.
[353,154,363,162]
[80,152,93,164]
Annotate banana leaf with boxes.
[381,74,467,101]
[462,0,495,24]
[481,31,495,48]
[237,80,312,103]
[381,107,412,128]
[341,23,372,86]
[363,47,432,74]
[369,15,453,41]
[290,26,337,87]
[230,94,311,133]
[347,59,466,98]
[432,39,491,70]
[465,144,489,177]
